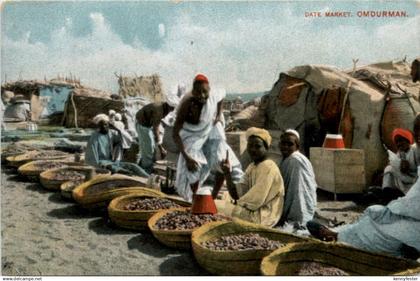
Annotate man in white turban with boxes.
[135,93,178,173]
[277,128,317,229]
[85,114,122,167]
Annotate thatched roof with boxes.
[72,87,112,99]
[1,78,82,95]
[116,73,164,102]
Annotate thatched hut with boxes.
[1,77,81,121]
[62,87,124,128]
[116,73,164,102]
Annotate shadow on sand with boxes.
[158,254,209,276]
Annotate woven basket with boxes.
[148,208,197,250]
[108,194,191,230]
[191,219,314,275]
[260,242,420,276]
[18,160,85,181]
[72,174,163,209]
[40,166,111,190]
[6,150,70,168]
[60,180,84,200]
[1,147,34,164]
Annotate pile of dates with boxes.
[35,162,68,170]
[52,170,85,181]
[155,210,226,231]
[123,197,181,211]
[34,150,67,158]
[202,233,284,251]
[294,262,349,276]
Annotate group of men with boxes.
[307,58,420,260]
[84,74,319,230]
[83,58,420,260]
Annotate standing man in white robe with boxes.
[173,74,243,202]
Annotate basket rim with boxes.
[40,165,94,179]
[74,187,162,205]
[18,159,74,172]
[260,241,420,276]
[191,219,312,254]
[72,174,148,196]
[108,194,190,214]
[11,150,69,161]
[148,208,198,235]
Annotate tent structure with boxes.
[245,59,420,185]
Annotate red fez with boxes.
[392,128,414,145]
[194,74,209,84]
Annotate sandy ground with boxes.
[0,155,365,276]
[1,168,207,276]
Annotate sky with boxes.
[1,0,419,94]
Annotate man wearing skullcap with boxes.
[85,114,122,167]
[215,127,284,227]
[135,93,178,173]
[173,74,243,202]
[278,129,317,228]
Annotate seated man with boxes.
[216,127,284,227]
[381,128,417,201]
[86,114,149,177]
[85,114,122,167]
[307,167,420,260]
[278,129,317,228]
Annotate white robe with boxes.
[112,120,133,149]
[339,167,420,257]
[175,89,243,202]
[279,151,317,227]
[382,145,420,194]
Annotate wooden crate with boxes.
[310,147,366,198]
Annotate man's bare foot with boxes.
[307,220,338,242]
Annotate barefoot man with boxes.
[173,74,243,202]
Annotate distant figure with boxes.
[108,109,117,123]
[216,127,284,227]
[112,113,134,154]
[173,74,243,202]
[278,129,317,228]
[4,95,31,121]
[411,58,420,83]
[85,114,122,167]
[135,93,179,173]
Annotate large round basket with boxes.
[191,219,314,275]
[1,146,35,164]
[148,208,196,250]
[40,166,111,190]
[108,194,191,230]
[72,174,163,209]
[260,242,420,276]
[6,150,70,168]
[18,160,85,181]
